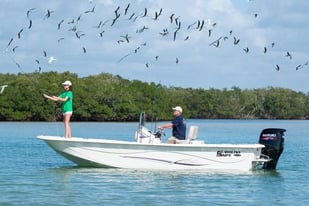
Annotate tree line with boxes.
[0,71,308,121]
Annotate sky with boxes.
[0,0,308,92]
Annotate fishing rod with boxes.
[4,51,50,95]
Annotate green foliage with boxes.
[0,72,308,121]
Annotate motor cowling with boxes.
[259,128,286,170]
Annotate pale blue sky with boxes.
[0,0,308,92]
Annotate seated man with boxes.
[158,106,186,144]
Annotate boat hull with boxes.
[38,135,267,171]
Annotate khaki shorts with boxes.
[166,136,186,144]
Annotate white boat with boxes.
[38,113,285,171]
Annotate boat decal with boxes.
[122,156,209,166]
[216,150,242,157]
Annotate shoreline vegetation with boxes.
[1,71,308,121]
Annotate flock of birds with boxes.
[2,0,309,84]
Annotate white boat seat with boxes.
[176,126,199,144]
[187,125,198,142]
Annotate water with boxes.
[0,120,308,206]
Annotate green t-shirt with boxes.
[59,91,73,112]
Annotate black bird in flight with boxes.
[296,65,302,70]
[170,14,174,23]
[199,20,204,31]
[275,64,280,71]
[209,36,222,48]
[28,19,32,29]
[84,5,95,14]
[285,52,292,60]
[44,9,54,19]
[26,8,35,18]
[142,8,147,17]
[7,38,13,48]
[58,19,64,30]
[124,4,130,15]
[17,29,23,39]
[99,30,105,37]
[12,46,18,52]
[233,37,240,45]
[111,13,120,26]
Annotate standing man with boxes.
[158,106,186,144]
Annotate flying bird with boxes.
[15,62,21,68]
[285,52,292,60]
[199,20,205,31]
[76,32,85,39]
[159,28,169,36]
[209,36,222,47]
[243,47,249,53]
[7,38,13,48]
[57,19,64,30]
[153,8,163,20]
[187,21,196,30]
[17,29,23,39]
[263,47,267,54]
[208,29,212,37]
[128,13,135,20]
[44,9,54,19]
[114,6,120,16]
[296,65,302,70]
[12,46,18,52]
[28,19,32,29]
[82,47,86,53]
[99,30,105,37]
[233,37,240,45]
[26,8,35,18]
[94,21,102,29]
[57,38,64,43]
[84,5,95,14]
[142,8,147,17]
[111,13,120,26]
[275,64,280,71]
[170,14,174,23]
[0,85,8,94]
[47,56,56,64]
[120,33,131,43]
[124,4,130,15]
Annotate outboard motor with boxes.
[259,128,286,170]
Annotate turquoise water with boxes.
[0,120,308,205]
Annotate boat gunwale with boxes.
[37,135,265,149]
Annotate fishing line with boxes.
[3,51,50,95]
[3,50,62,134]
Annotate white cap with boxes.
[172,106,183,113]
[62,80,72,86]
